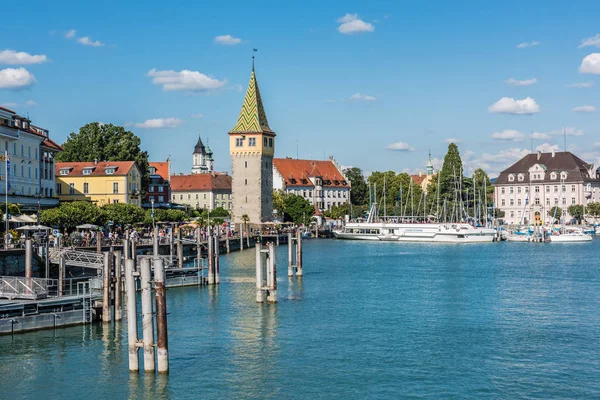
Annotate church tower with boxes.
[192,134,213,174]
[229,64,275,224]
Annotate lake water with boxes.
[1,239,600,399]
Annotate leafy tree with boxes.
[272,190,289,217]
[567,204,584,223]
[439,143,463,202]
[147,208,188,223]
[206,207,230,218]
[40,201,107,229]
[56,122,150,190]
[284,194,314,225]
[587,202,600,220]
[102,203,146,226]
[368,171,424,215]
[548,206,562,222]
[344,167,368,206]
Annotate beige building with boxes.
[170,173,232,211]
[228,64,275,224]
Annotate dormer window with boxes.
[560,171,567,180]
[149,167,157,174]
[82,167,95,176]
[105,167,116,175]
[59,168,71,176]
[508,174,515,182]
[550,172,557,180]
[517,173,524,182]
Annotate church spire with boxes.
[427,149,434,176]
[229,64,274,135]
[194,131,205,154]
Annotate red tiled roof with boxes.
[42,137,63,152]
[273,158,349,188]
[150,162,169,180]
[171,173,232,192]
[411,174,426,185]
[56,161,136,176]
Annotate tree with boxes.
[272,190,289,217]
[549,206,562,222]
[102,203,146,226]
[147,209,188,223]
[344,167,368,206]
[439,143,463,202]
[284,194,314,225]
[56,122,150,190]
[587,202,600,221]
[567,204,584,223]
[40,201,107,229]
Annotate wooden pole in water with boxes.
[296,230,303,277]
[44,238,49,278]
[267,242,277,303]
[97,231,102,253]
[225,233,230,253]
[25,238,32,280]
[169,225,174,264]
[131,240,137,270]
[207,232,215,284]
[288,232,293,277]
[123,238,130,261]
[140,257,155,372]
[177,228,183,268]
[154,257,169,374]
[214,233,220,284]
[196,227,202,270]
[153,226,159,257]
[58,256,65,297]
[255,242,264,302]
[240,223,244,250]
[102,252,111,323]
[114,250,123,321]
[125,258,139,372]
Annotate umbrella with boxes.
[16,225,52,231]
[76,223,99,230]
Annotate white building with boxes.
[191,135,214,174]
[0,106,62,211]
[273,157,350,213]
[494,150,600,224]
[170,173,232,211]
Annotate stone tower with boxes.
[229,64,275,224]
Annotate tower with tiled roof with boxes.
[192,133,213,174]
[229,62,275,223]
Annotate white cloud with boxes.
[565,82,594,88]
[488,97,540,114]
[65,29,77,39]
[0,50,47,65]
[445,138,461,144]
[535,143,560,153]
[0,67,36,89]
[0,102,18,108]
[463,147,531,177]
[593,142,600,148]
[505,78,537,86]
[580,53,600,74]
[578,34,600,48]
[532,132,550,140]
[77,36,104,47]
[490,129,525,142]
[572,105,597,113]
[386,142,414,151]
[147,68,227,92]
[190,113,204,119]
[349,93,376,101]
[25,100,37,106]
[214,35,242,45]
[516,41,539,49]
[337,14,374,34]
[134,118,183,129]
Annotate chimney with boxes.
[552,149,555,158]
[94,158,98,165]
[537,151,541,160]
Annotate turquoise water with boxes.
[1,239,600,399]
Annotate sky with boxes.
[1,0,600,178]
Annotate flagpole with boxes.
[5,150,8,249]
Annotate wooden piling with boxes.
[214,233,220,284]
[195,227,202,270]
[125,258,139,372]
[177,228,183,269]
[169,227,174,264]
[255,243,264,303]
[240,223,244,251]
[225,234,230,253]
[140,258,155,372]
[131,240,137,270]
[153,226,159,257]
[123,238,130,261]
[58,256,65,297]
[44,238,50,278]
[97,231,102,253]
[288,232,293,277]
[102,252,111,323]
[25,239,32,280]
[114,250,123,321]
[296,230,303,277]
[154,257,169,373]
[267,242,277,303]
[208,232,215,284]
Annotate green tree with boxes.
[439,143,463,202]
[368,171,424,215]
[207,207,230,218]
[56,122,150,190]
[40,201,107,229]
[344,167,368,206]
[272,190,289,217]
[102,203,146,226]
[587,202,600,220]
[567,204,584,223]
[549,206,562,222]
[147,208,188,223]
[284,194,314,225]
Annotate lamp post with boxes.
[151,198,155,228]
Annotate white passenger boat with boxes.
[550,229,593,243]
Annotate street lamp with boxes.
[150,198,155,228]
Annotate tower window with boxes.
[236,138,244,147]
[245,179,247,185]
[245,161,248,168]
[249,138,256,146]
[264,137,268,146]
[269,138,273,147]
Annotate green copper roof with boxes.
[229,70,273,134]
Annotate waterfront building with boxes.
[55,161,142,206]
[191,135,214,174]
[0,106,63,211]
[170,173,232,211]
[410,152,436,193]
[272,157,350,213]
[228,64,274,224]
[144,160,171,207]
[494,150,600,224]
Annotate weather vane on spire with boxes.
[252,48,257,70]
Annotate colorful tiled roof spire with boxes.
[229,67,274,134]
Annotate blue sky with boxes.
[1,0,600,177]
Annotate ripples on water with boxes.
[1,240,600,399]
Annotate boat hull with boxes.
[334,223,496,243]
[550,234,593,242]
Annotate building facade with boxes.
[56,161,142,206]
[170,173,232,211]
[144,160,171,207]
[410,153,435,193]
[273,157,350,212]
[494,151,600,224]
[191,135,214,174]
[229,65,274,224]
[0,106,62,211]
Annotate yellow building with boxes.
[55,161,142,206]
